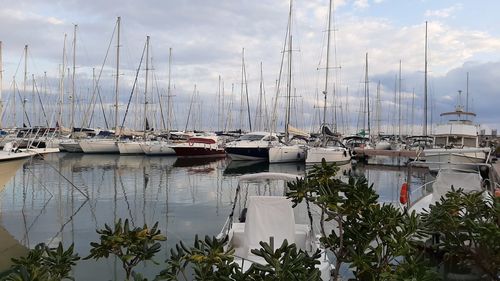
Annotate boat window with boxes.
[239,134,265,141]
[435,137,446,147]
[463,137,476,147]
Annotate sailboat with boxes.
[80,17,122,154]
[118,35,151,155]
[140,48,176,156]
[269,0,306,164]
[305,0,350,165]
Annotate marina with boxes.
[0,153,422,279]
[0,0,499,279]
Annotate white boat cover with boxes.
[288,125,310,138]
[244,196,295,251]
[433,170,482,198]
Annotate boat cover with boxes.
[244,196,295,251]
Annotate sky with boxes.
[0,0,499,134]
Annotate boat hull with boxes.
[424,150,487,172]
[268,145,305,163]
[80,140,119,154]
[140,141,176,155]
[117,142,144,155]
[225,147,270,161]
[59,142,83,153]
[305,147,351,164]
[172,146,226,158]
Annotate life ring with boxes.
[400,182,408,204]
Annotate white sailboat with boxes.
[305,0,350,165]
[269,0,306,164]
[81,17,122,154]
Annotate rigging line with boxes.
[48,198,89,246]
[33,77,50,127]
[80,20,117,129]
[14,80,31,127]
[37,153,89,199]
[270,8,290,134]
[119,38,147,133]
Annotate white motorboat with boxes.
[217,173,333,280]
[405,165,486,214]
[424,147,490,172]
[225,132,279,161]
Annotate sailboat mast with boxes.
[411,89,415,136]
[144,36,150,136]
[0,41,3,129]
[167,47,172,135]
[23,45,28,126]
[398,60,402,139]
[71,24,77,130]
[365,53,370,137]
[466,72,469,113]
[376,81,380,136]
[423,21,428,135]
[285,0,293,143]
[59,34,66,130]
[323,0,333,138]
[115,16,121,132]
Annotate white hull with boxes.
[59,142,82,152]
[305,146,351,164]
[0,150,34,161]
[424,150,487,172]
[80,140,119,154]
[21,147,60,155]
[269,145,305,163]
[140,141,176,155]
[117,142,144,155]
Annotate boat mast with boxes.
[398,60,402,139]
[411,89,415,136]
[0,41,3,129]
[115,16,121,132]
[423,21,428,136]
[167,47,172,136]
[143,35,150,136]
[466,72,469,117]
[364,53,370,138]
[71,24,77,131]
[59,34,67,130]
[23,45,28,127]
[376,81,381,136]
[285,0,293,143]
[323,0,333,140]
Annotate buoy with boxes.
[400,182,408,204]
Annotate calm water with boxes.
[0,153,427,280]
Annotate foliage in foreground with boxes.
[4,242,79,281]
[84,218,166,280]
[421,187,500,280]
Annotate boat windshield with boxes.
[238,134,265,141]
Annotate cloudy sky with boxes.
[1,0,499,134]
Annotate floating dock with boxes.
[353,148,421,158]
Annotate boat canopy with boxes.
[245,196,296,250]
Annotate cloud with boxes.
[354,0,370,9]
[424,4,462,19]
[0,0,498,132]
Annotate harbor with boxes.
[0,0,499,280]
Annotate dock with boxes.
[353,148,421,158]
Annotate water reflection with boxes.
[0,153,430,280]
